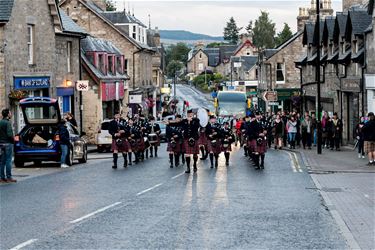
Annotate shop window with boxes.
[67,41,72,73]
[276,63,285,83]
[27,24,34,65]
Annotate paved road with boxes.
[0,85,348,249]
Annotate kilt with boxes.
[364,141,375,153]
[111,139,131,152]
[167,141,182,153]
[137,138,146,151]
[183,138,200,155]
[198,133,208,146]
[247,139,267,154]
[207,140,222,154]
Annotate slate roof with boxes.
[59,8,87,35]
[188,47,220,67]
[82,36,122,55]
[263,49,278,58]
[101,11,147,28]
[0,0,14,22]
[303,21,315,45]
[323,16,336,43]
[333,12,349,41]
[219,45,237,63]
[347,9,372,36]
[232,56,257,71]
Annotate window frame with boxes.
[67,41,72,73]
[27,24,34,65]
[276,62,285,84]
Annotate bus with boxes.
[216,91,247,118]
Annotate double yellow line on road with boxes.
[286,151,303,172]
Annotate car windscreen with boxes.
[157,122,166,129]
[23,105,59,124]
[101,122,110,130]
[218,102,246,117]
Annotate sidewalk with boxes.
[290,146,375,249]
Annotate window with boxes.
[116,56,123,74]
[67,41,72,73]
[98,54,106,74]
[199,53,202,59]
[276,63,285,83]
[124,59,128,74]
[108,55,114,74]
[27,24,34,64]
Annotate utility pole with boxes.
[230,59,233,87]
[174,68,177,101]
[204,67,207,86]
[316,0,322,154]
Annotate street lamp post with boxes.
[316,0,322,154]
[174,69,177,101]
[230,58,233,87]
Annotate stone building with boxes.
[80,36,129,143]
[258,32,306,112]
[297,0,334,31]
[299,1,372,143]
[187,45,219,77]
[0,0,86,131]
[365,0,375,114]
[59,0,155,104]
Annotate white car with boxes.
[97,119,112,153]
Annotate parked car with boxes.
[155,121,167,142]
[97,119,112,152]
[14,97,88,167]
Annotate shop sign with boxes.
[129,94,142,104]
[262,91,278,101]
[268,101,279,106]
[76,80,89,91]
[14,76,50,89]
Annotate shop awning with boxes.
[351,47,364,64]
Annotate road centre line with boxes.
[10,239,38,250]
[69,202,122,224]
[171,172,185,179]
[136,183,163,196]
[287,151,303,172]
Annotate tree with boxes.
[104,0,116,11]
[223,17,241,44]
[165,43,190,66]
[252,11,276,49]
[275,23,293,47]
[245,20,253,38]
[206,42,225,48]
[166,60,184,78]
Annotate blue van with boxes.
[14,97,87,167]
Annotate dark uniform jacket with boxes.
[108,119,128,139]
[0,118,13,143]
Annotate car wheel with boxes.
[79,147,87,163]
[33,160,42,166]
[14,160,24,168]
[67,148,74,166]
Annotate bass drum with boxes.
[197,108,209,127]
[144,137,151,149]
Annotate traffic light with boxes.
[247,98,251,108]
[214,98,218,108]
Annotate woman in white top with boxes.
[287,116,297,149]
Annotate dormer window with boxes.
[108,55,115,75]
[98,53,106,75]
[116,56,123,74]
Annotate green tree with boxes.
[104,0,116,11]
[206,42,224,48]
[245,20,253,38]
[252,11,276,49]
[223,17,241,44]
[165,43,190,66]
[275,23,293,47]
[166,60,184,78]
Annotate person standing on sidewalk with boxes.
[287,116,297,149]
[0,109,16,183]
[57,119,70,168]
[331,113,343,151]
[355,117,366,158]
[362,112,375,165]
[301,114,312,149]
[311,113,317,147]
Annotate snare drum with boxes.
[148,133,158,144]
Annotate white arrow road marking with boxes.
[136,183,163,196]
[10,239,38,250]
[69,202,122,224]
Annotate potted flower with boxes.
[8,90,28,101]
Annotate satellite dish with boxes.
[197,108,208,127]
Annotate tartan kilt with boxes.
[207,140,222,154]
[364,141,375,154]
[198,133,208,146]
[247,139,267,154]
[130,139,140,152]
[183,138,200,155]
[111,139,131,152]
[167,141,182,153]
[137,137,146,151]
[247,139,257,152]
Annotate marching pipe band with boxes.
[108,108,269,173]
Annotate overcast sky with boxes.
[113,1,342,36]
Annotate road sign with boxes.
[76,80,89,91]
[262,91,277,102]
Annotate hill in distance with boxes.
[160,30,224,42]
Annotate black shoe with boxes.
[150,154,153,158]
[185,168,191,173]
[260,164,264,169]
[123,163,127,168]
[226,161,229,166]
[193,166,197,172]
[112,165,117,169]
[210,164,214,168]
[155,153,158,157]
[170,165,173,168]
[128,162,132,166]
